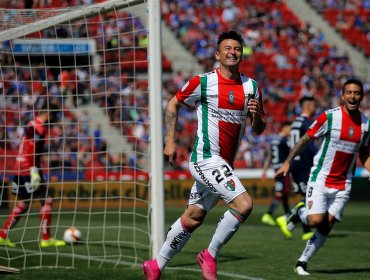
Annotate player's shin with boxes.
[157,217,192,270]
[40,202,52,240]
[0,202,28,239]
[298,230,328,263]
[298,206,308,225]
[208,209,245,259]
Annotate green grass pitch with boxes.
[1,202,370,280]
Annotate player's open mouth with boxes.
[227,56,238,62]
[347,100,358,109]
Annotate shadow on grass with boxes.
[315,267,370,274]
[328,233,349,238]
[168,253,249,268]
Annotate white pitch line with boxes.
[1,247,265,279]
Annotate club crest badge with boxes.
[228,90,234,105]
[349,126,354,138]
[224,179,236,191]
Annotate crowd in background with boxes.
[161,0,370,168]
[0,0,369,175]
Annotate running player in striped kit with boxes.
[275,78,370,276]
[142,31,266,280]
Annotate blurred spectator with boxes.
[2,0,368,173]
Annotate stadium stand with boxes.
[0,1,167,177]
[1,0,369,172]
[306,0,370,57]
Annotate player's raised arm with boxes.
[164,96,181,166]
[274,133,312,178]
[249,87,266,135]
[249,98,266,135]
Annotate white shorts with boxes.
[306,182,351,221]
[188,156,247,212]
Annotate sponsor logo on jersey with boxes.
[309,200,313,209]
[193,162,217,192]
[228,90,234,104]
[170,230,189,249]
[224,179,236,191]
[189,192,203,200]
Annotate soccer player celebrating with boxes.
[261,121,292,226]
[0,102,66,248]
[142,31,266,280]
[275,78,370,275]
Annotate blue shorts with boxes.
[274,173,291,194]
[290,161,311,194]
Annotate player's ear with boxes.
[215,51,220,61]
[341,92,345,103]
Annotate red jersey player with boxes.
[275,78,370,275]
[142,30,266,280]
[0,102,66,248]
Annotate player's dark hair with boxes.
[217,31,244,51]
[342,78,363,95]
[299,96,315,107]
[281,121,291,128]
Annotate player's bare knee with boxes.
[275,192,283,199]
[181,207,206,231]
[307,216,323,227]
[229,193,253,218]
[45,196,53,206]
[239,201,253,218]
[17,201,29,212]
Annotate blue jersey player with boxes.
[261,122,292,226]
[276,96,317,240]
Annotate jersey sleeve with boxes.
[307,112,328,139]
[175,75,201,108]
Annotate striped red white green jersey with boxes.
[175,68,265,166]
[307,106,370,190]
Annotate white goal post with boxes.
[0,0,164,269]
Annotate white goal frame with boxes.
[0,0,164,261]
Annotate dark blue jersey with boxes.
[290,115,317,165]
[270,135,290,171]
[290,114,317,188]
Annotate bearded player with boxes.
[275,78,370,275]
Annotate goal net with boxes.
[0,0,164,270]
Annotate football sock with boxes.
[0,202,27,239]
[157,217,192,270]
[40,201,52,240]
[298,230,327,263]
[282,195,290,214]
[298,206,308,225]
[267,197,279,215]
[208,209,244,259]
